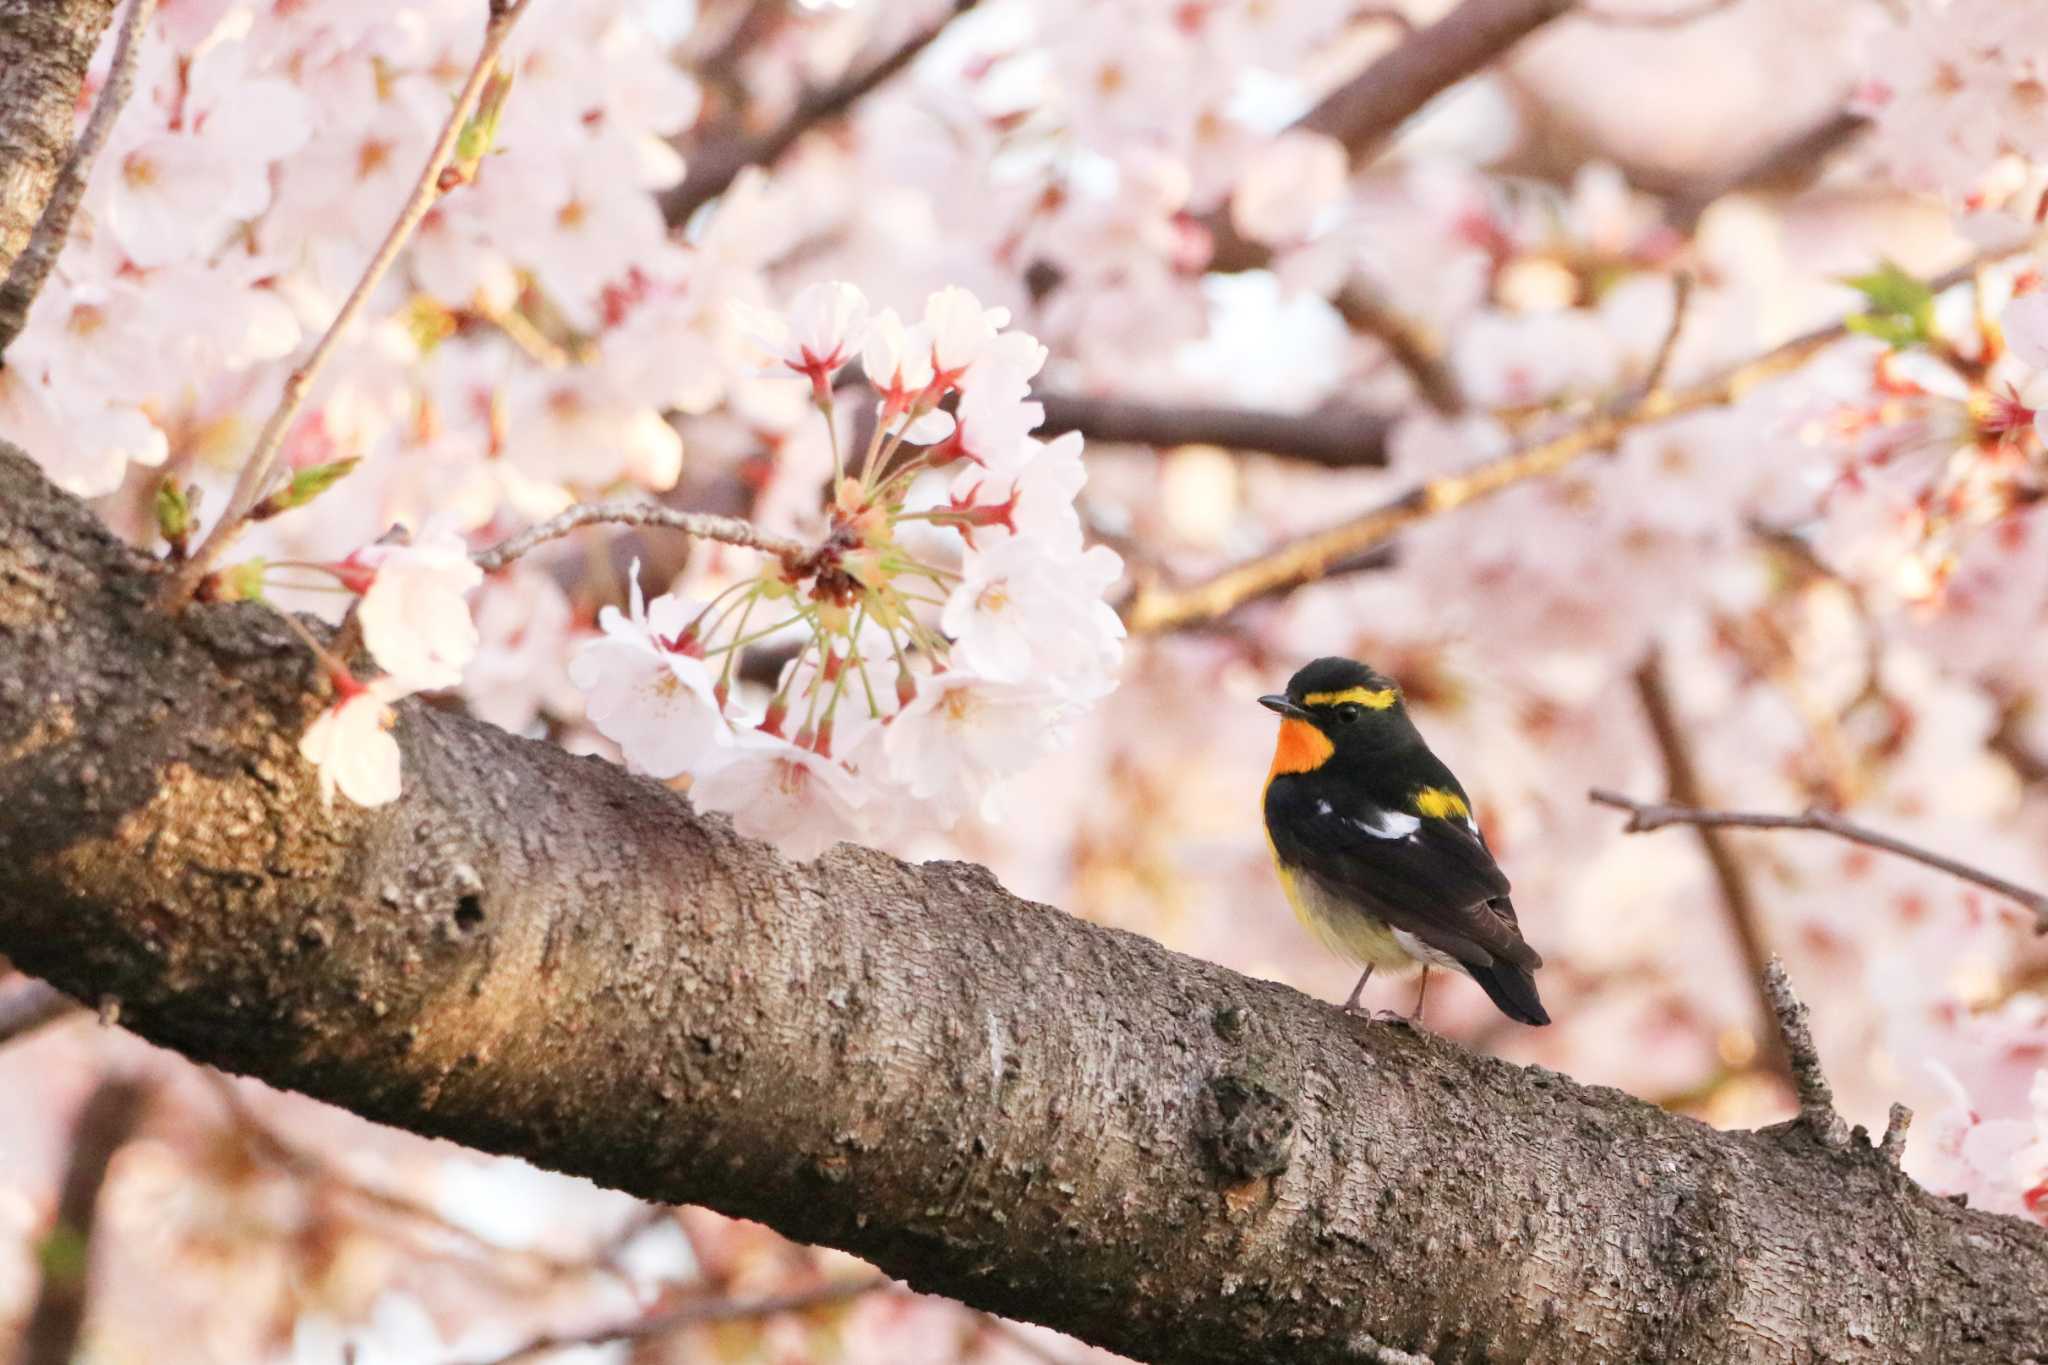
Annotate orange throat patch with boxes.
[1267,717,1334,780]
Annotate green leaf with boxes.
[1840,259,1936,351]
[219,559,267,602]
[37,1224,88,1285]
[155,480,191,544]
[256,458,360,518]
[280,457,360,510]
[451,70,516,183]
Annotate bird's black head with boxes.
[1259,657,1414,756]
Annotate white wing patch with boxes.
[1348,807,1421,840]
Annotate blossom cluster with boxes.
[571,283,1124,859]
[1857,0,2048,212]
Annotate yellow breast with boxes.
[1266,842,1420,972]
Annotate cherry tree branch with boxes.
[660,1,981,229]
[1036,392,1395,468]
[1589,788,2048,932]
[167,0,534,607]
[16,1078,149,1365]
[1629,649,1787,1082]
[1207,0,1579,273]
[0,0,118,281]
[0,0,153,363]
[6,439,2048,1363]
[1667,106,1871,232]
[1123,238,2038,634]
[461,1275,893,1365]
[473,497,807,573]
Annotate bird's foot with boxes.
[1369,1008,1414,1027]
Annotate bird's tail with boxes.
[1468,960,1549,1026]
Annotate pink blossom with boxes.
[353,531,484,691]
[298,676,410,808]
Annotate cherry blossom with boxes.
[297,676,410,808]
[567,566,734,781]
[351,531,484,690]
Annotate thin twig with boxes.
[166,0,535,607]
[15,1078,150,1365]
[1333,281,1463,415]
[1588,788,2048,932]
[204,1075,629,1286]
[1638,271,1694,397]
[661,1,982,227]
[1760,958,1850,1150]
[1036,392,1395,468]
[0,977,79,1046]
[456,1274,892,1365]
[1124,237,2039,633]
[1879,1102,1912,1167]
[1628,651,1789,1083]
[473,498,806,573]
[1667,107,1871,232]
[0,0,157,363]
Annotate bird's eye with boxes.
[1335,704,1362,725]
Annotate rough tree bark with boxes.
[0,0,117,278]
[2,442,2046,1364]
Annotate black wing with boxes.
[1265,777,1541,974]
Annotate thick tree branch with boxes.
[0,0,152,363]
[1590,787,2048,932]
[4,442,2048,1361]
[0,0,119,283]
[1666,106,1871,232]
[660,2,980,229]
[1036,392,1394,468]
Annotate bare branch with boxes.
[1667,107,1871,232]
[1208,0,1579,272]
[459,1275,893,1365]
[15,1078,149,1365]
[1588,788,2048,932]
[1123,237,2040,634]
[1629,650,1787,1082]
[0,0,153,363]
[1333,282,1464,415]
[1761,959,1850,1150]
[1638,270,1694,397]
[1036,392,1395,468]
[661,2,982,228]
[0,976,78,1047]
[473,497,806,573]
[167,0,536,606]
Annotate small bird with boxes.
[1260,657,1548,1026]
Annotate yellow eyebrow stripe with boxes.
[1302,686,1397,710]
[1414,787,1470,820]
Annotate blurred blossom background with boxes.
[7,0,2048,1359]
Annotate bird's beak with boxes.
[1259,694,1309,720]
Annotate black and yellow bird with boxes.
[1260,657,1549,1026]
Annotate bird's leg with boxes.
[1341,966,1374,1015]
[1411,966,1431,1023]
